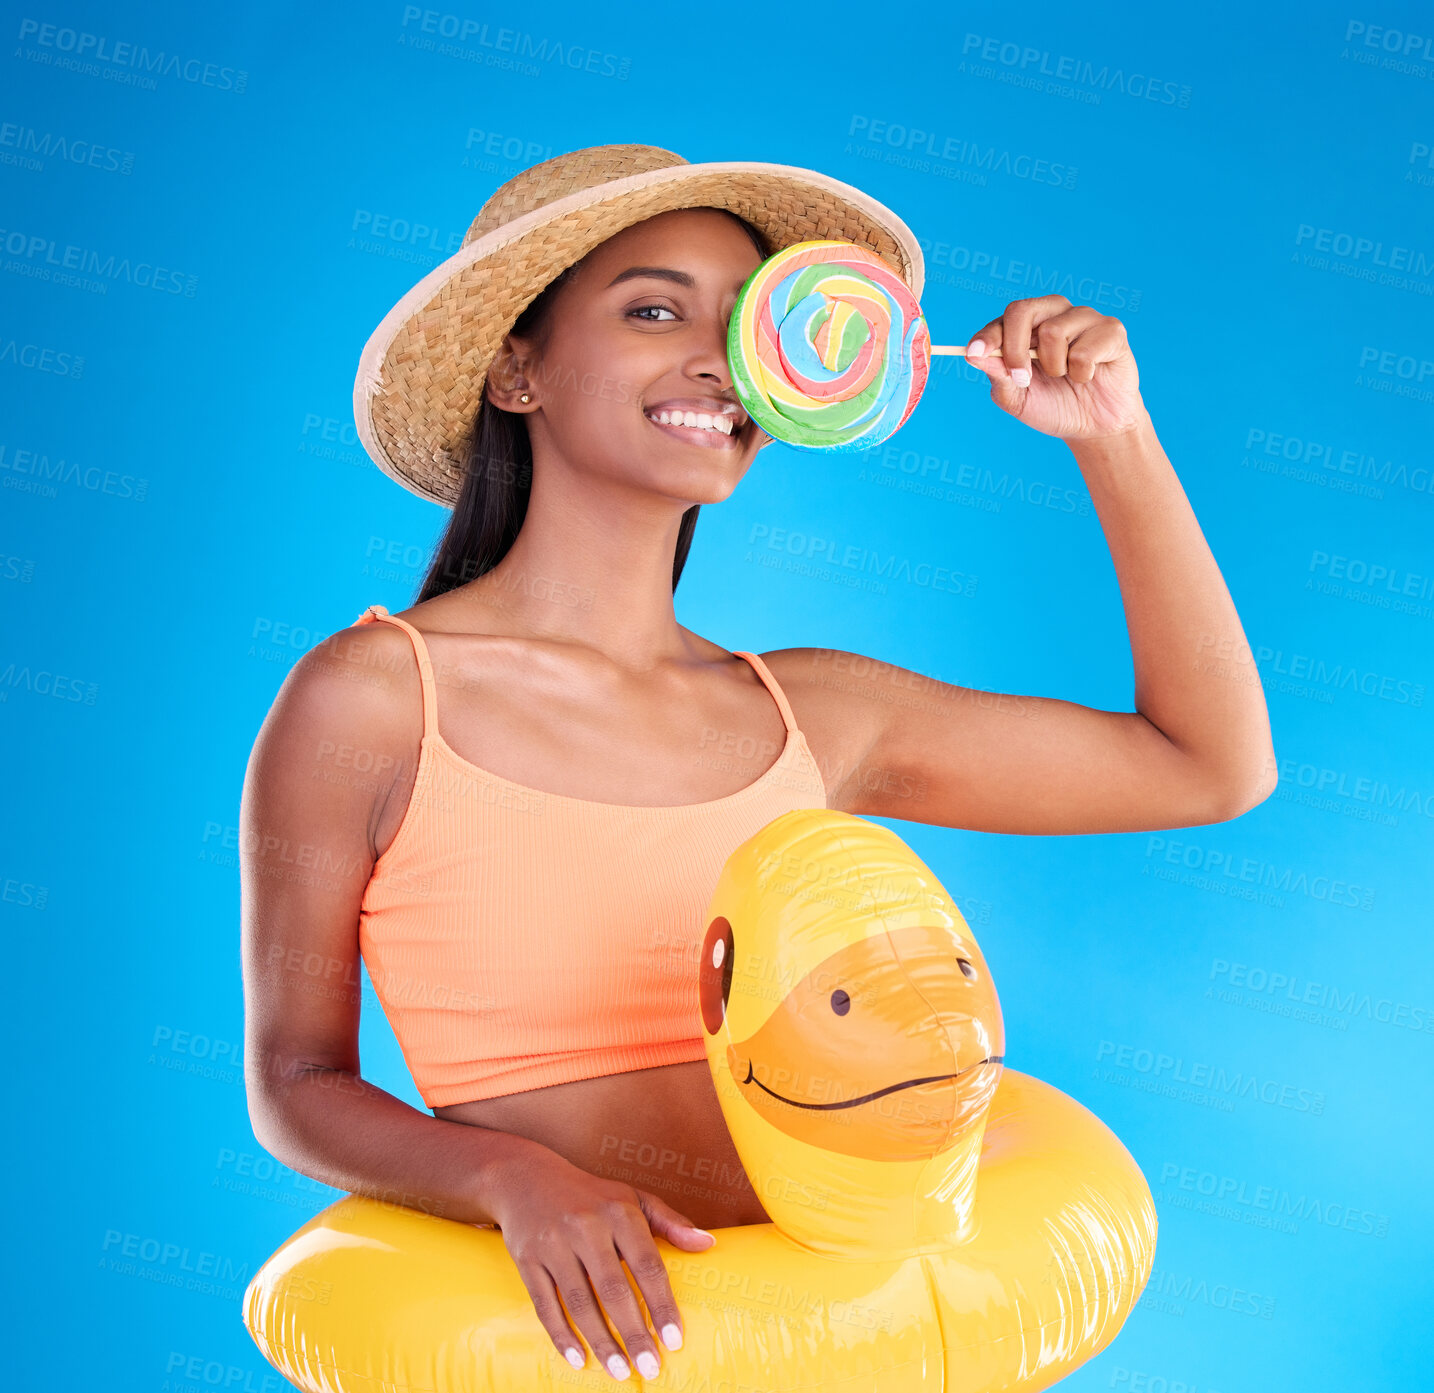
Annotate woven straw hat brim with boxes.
[352,159,927,507]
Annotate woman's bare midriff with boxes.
[433,1059,772,1231]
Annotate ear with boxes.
[484,334,538,413]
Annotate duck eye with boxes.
[699,917,735,1035]
[957,958,976,979]
[830,988,850,1016]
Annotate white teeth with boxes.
[646,409,737,436]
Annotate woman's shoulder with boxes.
[256,611,430,769]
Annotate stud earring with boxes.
[519,393,531,404]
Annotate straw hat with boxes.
[352,143,926,507]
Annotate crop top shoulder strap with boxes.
[733,650,799,735]
[359,605,437,741]
[358,604,799,742]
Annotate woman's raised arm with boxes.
[756,298,1277,836]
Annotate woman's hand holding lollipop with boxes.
[960,295,1146,442]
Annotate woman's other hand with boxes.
[488,1146,716,1380]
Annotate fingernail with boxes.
[691,1227,714,1240]
[636,1351,660,1378]
[565,1348,585,1369]
[968,339,987,357]
[1011,367,1031,388]
[661,1323,683,1351]
[607,1353,631,1380]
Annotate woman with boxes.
[240,145,1275,1384]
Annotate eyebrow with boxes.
[606,266,697,290]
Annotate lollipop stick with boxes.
[931,344,1039,359]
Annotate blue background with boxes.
[6,2,1432,1389]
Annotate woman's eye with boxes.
[628,304,678,322]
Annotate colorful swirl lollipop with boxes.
[728,239,933,453]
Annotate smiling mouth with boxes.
[738,1055,1005,1110]
[642,409,748,450]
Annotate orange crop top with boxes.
[353,605,829,1108]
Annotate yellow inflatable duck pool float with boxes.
[243,808,1157,1390]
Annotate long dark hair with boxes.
[416,208,770,604]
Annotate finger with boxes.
[1033,306,1105,379]
[964,318,1010,381]
[1067,317,1129,385]
[1001,295,1071,389]
[636,1189,716,1254]
[626,1195,708,1352]
[552,1251,635,1382]
[582,1232,666,1381]
[510,1257,588,1372]
[608,1223,680,1373]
